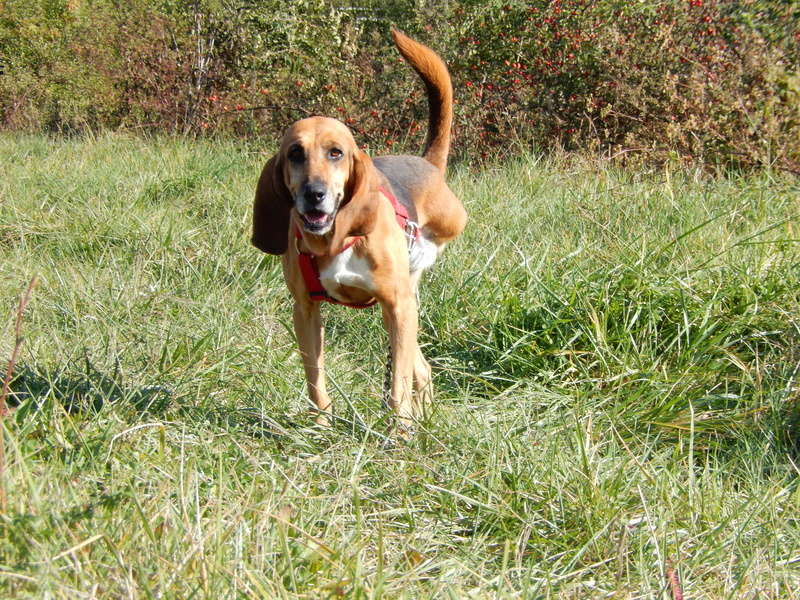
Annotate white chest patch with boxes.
[319,246,373,292]
[318,233,440,296]
[408,234,439,273]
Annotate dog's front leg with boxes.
[381,290,419,436]
[293,300,332,426]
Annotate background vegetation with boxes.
[0,134,798,597]
[1,0,799,169]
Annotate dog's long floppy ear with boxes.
[252,155,292,255]
[329,149,378,250]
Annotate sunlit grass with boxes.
[0,133,799,598]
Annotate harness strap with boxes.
[382,185,420,239]
[296,186,417,309]
[296,233,377,309]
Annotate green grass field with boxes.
[1,133,799,598]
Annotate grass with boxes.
[0,132,799,598]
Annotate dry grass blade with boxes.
[0,276,38,513]
[667,562,684,600]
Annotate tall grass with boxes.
[0,133,798,598]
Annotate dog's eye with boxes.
[287,146,305,163]
[328,148,343,160]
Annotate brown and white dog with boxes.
[251,30,466,436]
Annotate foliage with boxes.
[0,0,798,168]
[444,0,800,169]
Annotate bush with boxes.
[441,0,800,169]
[0,0,797,169]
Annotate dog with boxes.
[251,29,466,436]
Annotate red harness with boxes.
[295,186,418,309]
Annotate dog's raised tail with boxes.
[392,29,453,174]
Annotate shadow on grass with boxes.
[7,360,314,444]
[8,361,172,415]
[191,402,308,442]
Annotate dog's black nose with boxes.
[303,183,327,205]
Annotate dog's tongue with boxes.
[305,210,328,224]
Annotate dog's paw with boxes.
[313,412,332,428]
[386,418,416,443]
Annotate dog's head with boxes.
[252,116,375,255]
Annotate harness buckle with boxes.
[405,220,420,249]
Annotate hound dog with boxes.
[251,30,466,436]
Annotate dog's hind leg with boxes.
[412,347,432,418]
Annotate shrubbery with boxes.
[1,0,798,169]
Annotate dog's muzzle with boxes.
[297,182,339,233]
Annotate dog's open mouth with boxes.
[301,209,334,232]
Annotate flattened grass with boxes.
[1,133,799,598]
